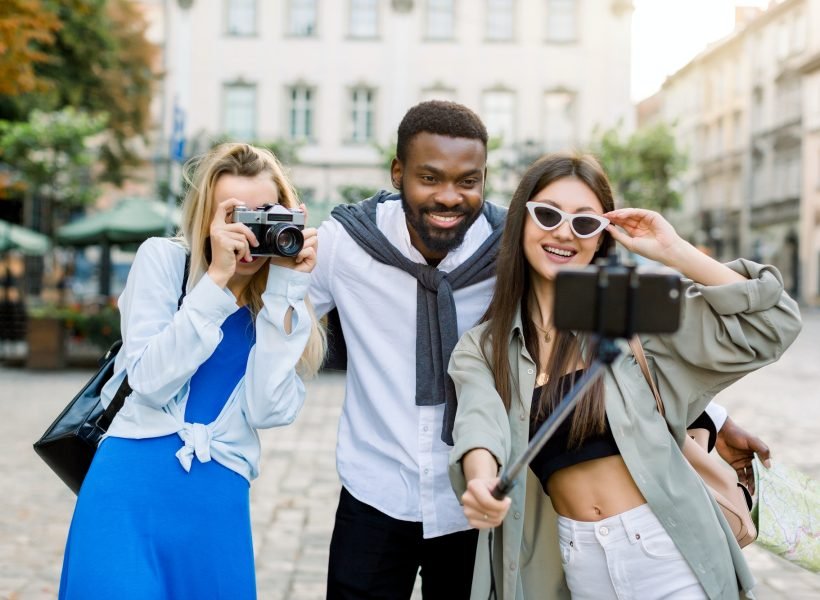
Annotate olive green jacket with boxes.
[448,260,802,600]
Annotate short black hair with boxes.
[396,100,488,163]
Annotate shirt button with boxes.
[423,468,429,475]
[519,414,526,421]
[423,425,429,432]
[509,562,516,571]
[514,512,521,520]
[527,368,534,374]
[599,526,609,536]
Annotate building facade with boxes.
[146,0,634,221]
[650,0,818,304]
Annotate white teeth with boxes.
[545,246,574,258]
[430,214,460,222]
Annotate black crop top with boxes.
[528,370,620,495]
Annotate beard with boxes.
[400,182,482,256]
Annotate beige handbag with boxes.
[628,338,758,548]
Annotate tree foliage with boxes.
[590,123,687,213]
[0,0,61,97]
[0,0,159,185]
[0,108,107,233]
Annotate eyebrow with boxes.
[417,165,483,179]
[538,199,599,213]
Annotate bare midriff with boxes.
[547,455,647,521]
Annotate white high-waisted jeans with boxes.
[557,503,708,600]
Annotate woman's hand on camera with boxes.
[208,198,259,288]
[462,477,511,529]
[604,208,687,267]
[270,227,317,273]
[270,206,317,274]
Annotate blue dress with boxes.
[59,307,257,600]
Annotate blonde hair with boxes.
[176,142,326,378]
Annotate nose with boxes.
[434,184,463,209]
[552,219,574,241]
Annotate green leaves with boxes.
[0,107,106,203]
[591,122,687,213]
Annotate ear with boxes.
[390,158,402,190]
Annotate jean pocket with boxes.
[559,539,575,566]
[638,528,682,560]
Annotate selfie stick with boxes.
[490,339,621,499]
[491,255,634,501]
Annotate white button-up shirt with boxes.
[310,199,496,538]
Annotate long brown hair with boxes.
[177,142,326,378]
[481,152,615,446]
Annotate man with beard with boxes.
[310,100,503,599]
[309,100,771,599]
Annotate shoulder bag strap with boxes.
[627,336,665,419]
[98,252,191,429]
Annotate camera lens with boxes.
[269,224,304,257]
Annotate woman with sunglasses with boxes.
[447,152,800,599]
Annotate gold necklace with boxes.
[533,322,555,343]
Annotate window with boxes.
[776,20,789,59]
[288,0,317,36]
[350,0,378,38]
[349,87,375,143]
[732,111,742,149]
[715,117,724,155]
[223,84,257,140]
[542,91,575,151]
[486,0,514,41]
[792,11,806,54]
[546,0,576,43]
[226,0,256,36]
[288,86,315,140]
[482,90,515,143]
[426,0,454,40]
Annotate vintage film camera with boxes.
[554,256,683,338]
[232,204,305,257]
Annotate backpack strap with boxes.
[97,252,190,430]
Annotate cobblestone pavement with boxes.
[1,310,818,599]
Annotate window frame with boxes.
[224,0,257,37]
[425,0,456,41]
[485,0,515,42]
[287,85,316,142]
[348,86,377,144]
[545,0,578,44]
[287,0,319,37]
[349,0,380,39]
[222,82,258,140]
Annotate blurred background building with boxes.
[142,0,635,222]
[639,0,820,305]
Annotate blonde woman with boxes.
[59,143,325,599]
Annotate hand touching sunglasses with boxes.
[525,202,610,239]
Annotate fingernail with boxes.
[763,459,772,469]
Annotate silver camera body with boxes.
[232,204,305,257]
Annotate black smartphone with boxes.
[554,264,683,338]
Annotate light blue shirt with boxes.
[102,237,311,481]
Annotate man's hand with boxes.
[715,416,771,495]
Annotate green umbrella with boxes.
[56,197,181,296]
[57,196,181,246]
[0,219,51,255]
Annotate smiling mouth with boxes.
[425,212,464,229]
[543,245,577,258]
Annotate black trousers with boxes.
[326,487,479,600]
